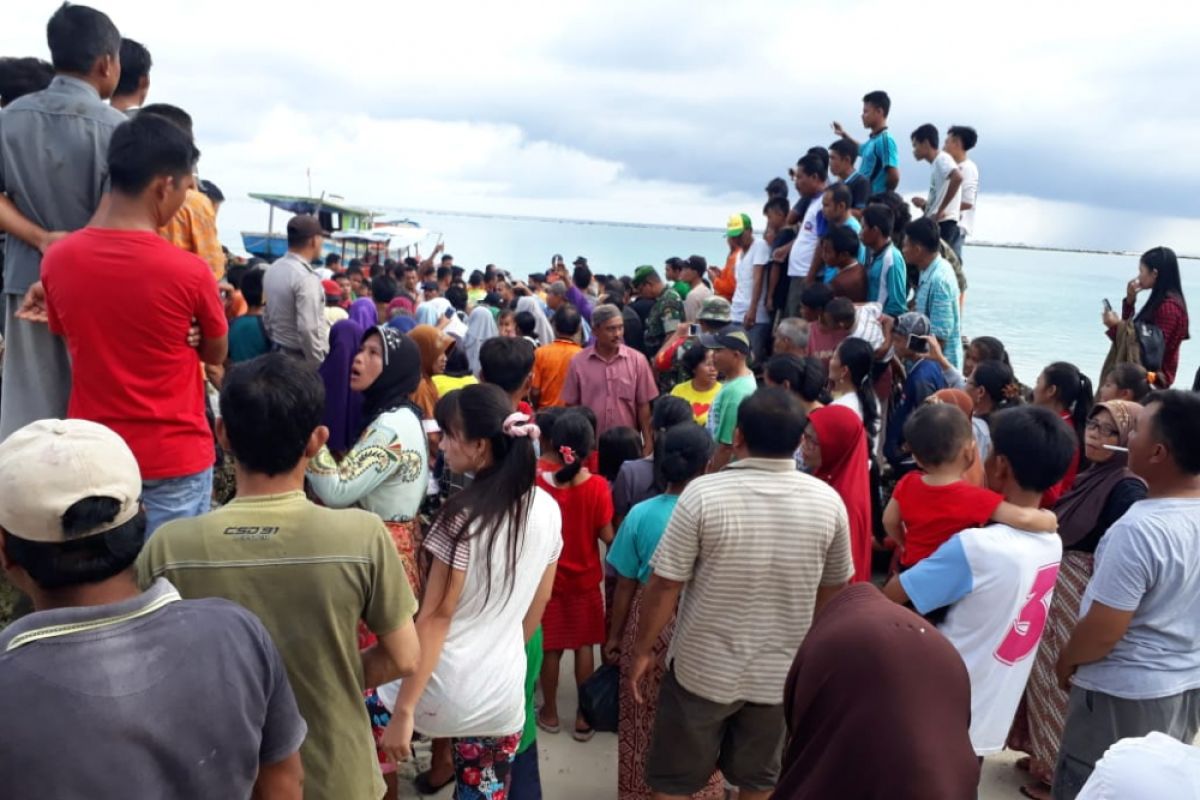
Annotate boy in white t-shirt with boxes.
[883,405,1077,757]
[909,123,963,246]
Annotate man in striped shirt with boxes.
[629,387,853,800]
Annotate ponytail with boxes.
[974,360,1024,413]
[649,396,694,491]
[1042,362,1094,454]
[549,410,594,485]
[836,338,880,448]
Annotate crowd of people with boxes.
[2,5,1200,800]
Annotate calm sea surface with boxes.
[225,203,1199,388]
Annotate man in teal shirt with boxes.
[702,328,757,471]
[862,203,909,318]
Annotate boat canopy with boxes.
[248,192,375,218]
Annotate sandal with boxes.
[535,712,561,735]
[1019,783,1052,800]
[413,770,454,795]
[572,724,596,743]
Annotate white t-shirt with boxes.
[925,151,963,223]
[731,238,772,325]
[957,158,979,235]
[787,199,822,278]
[900,523,1063,755]
[377,487,563,736]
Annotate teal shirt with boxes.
[707,374,757,446]
[227,314,270,363]
[607,495,680,583]
[866,243,909,318]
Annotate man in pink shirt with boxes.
[560,304,657,454]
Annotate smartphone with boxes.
[908,334,929,354]
[1103,298,1113,313]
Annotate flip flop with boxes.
[535,713,561,734]
[1019,783,1052,800]
[413,770,454,795]
[572,725,595,743]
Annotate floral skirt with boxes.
[452,734,523,799]
[618,588,724,800]
[1007,550,1094,785]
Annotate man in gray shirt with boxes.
[1054,390,1200,799]
[0,418,306,800]
[0,4,128,441]
[264,213,330,364]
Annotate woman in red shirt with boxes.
[1033,362,1094,508]
[1104,246,1191,387]
[535,410,614,741]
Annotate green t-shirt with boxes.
[708,373,757,445]
[138,491,417,800]
[519,627,544,754]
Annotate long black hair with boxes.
[1137,246,1188,323]
[766,353,831,404]
[972,360,1023,415]
[649,395,695,491]
[548,410,595,485]
[659,423,713,488]
[1040,361,1094,453]
[835,337,880,448]
[969,335,1011,368]
[432,384,536,606]
[598,427,641,482]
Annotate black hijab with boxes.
[361,326,424,426]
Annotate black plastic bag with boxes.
[578,663,619,733]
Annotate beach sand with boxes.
[397,650,1034,799]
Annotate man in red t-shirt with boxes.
[40,112,228,537]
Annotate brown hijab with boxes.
[776,584,980,799]
[931,388,985,487]
[408,324,452,418]
[1054,400,1144,547]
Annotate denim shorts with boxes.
[142,467,213,538]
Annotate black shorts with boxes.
[644,667,785,794]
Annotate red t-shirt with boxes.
[893,472,1004,565]
[43,228,228,479]
[1040,410,1080,508]
[535,471,613,592]
[806,322,849,369]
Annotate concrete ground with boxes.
[398,646,1034,799]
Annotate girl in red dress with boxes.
[535,410,614,741]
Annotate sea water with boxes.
[225,202,1199,387]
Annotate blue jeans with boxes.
[747,323,771,366]
[142,467,213,538]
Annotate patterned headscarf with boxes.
[1054,400,1144,547]
[360,326,423,426]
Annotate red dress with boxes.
[537,471,613,650]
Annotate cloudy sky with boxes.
[5,0,1200,252]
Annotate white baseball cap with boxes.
[0,419,142,542]
[1078,732,1200,800]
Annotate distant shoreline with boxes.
[391,206,1200,260]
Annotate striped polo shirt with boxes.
[651,458,853,704]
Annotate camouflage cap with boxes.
[697,296,732,324]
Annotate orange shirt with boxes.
[160,189,225,280]
[532,338,582,407]
[713,250,737,301]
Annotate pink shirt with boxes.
[560,344,658,435]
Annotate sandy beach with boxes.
[397,653,1033,799]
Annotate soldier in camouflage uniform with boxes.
[653,296,733,393]
[636,266,684,358]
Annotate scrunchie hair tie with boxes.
[502,412,541,440]
[559,445,577,465]
[1146,371,1158,387]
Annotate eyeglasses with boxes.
[1085,419,1120,438]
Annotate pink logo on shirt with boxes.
[993,563,1060,666]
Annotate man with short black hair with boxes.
[140,353,420,800]
[781,154,827,317]
[1053,390,1200,799]
[945,125,979,263]
[911,123,963,246]
[0,57,54,107]
[821,226,867,302]
[263,214,330,364]
[531,305,583,408]
[862,203,909,317]
[884,405,1073,763]
[904,217,962,368]
[0,419,306,799]
[635,265,684,358]
[41,113,227,536]
[568,260,595,323]
[1,3,127,441]
[681,255,712,322]
[632,386,852,800]
[479,336,536,413]
[111,37,151,111]
[833,90,900,194]
[371,273,398,322]
[828,138,870,215]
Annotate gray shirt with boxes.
[1075,497,1200,700]
[263,250,330,363]
[0,579,307,799]
[0,75,127,296]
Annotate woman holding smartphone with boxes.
[1103,246,1190,387]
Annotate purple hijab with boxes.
[349,298,378,330]
[319,320,365,452]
